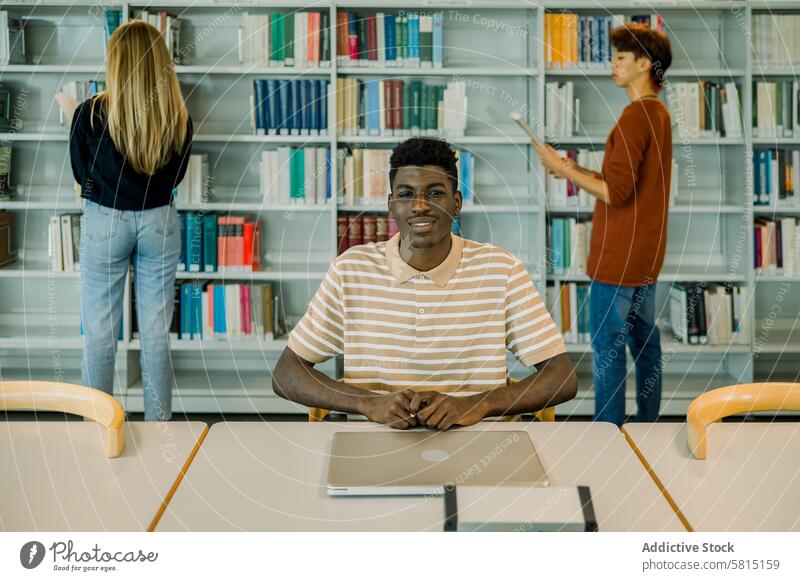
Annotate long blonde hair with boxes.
[91,20,189,175]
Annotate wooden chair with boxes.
[687,382,800,460]
[0,381,125,457]
[309,377,556,423]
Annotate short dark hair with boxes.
[389,137,459,194]
[610,23,672,89]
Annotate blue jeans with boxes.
[80,200,180,421]
[589,280,662,427]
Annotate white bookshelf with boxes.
[3,0,797,418]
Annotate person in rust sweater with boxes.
[534,24,672,427]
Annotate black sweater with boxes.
[69,98,193,211]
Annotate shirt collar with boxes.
[385,232,463,287]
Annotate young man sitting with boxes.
[273,137,577,429]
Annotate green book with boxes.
[290,148,305,200]
[284,12,294,66]
[395,16,403,66]
[399,14,408,64]
[270,13,281,63]
[410,80,422,131]
[420,14,433,67]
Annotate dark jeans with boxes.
[589,280,662,427]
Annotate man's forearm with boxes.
[272,348,371,415]
[564,166,611,204]
[468,353,578,418]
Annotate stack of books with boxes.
[670,82,743,138]
[546,149,604,207]
[177,212,261,274]
[545,81,580,138]
[668,282,748,345]
[546,282,591,344]
[337,214,397,254]
[548,218,592,276]
[754,81,800,138]
[336,78,466,137]
[336,11,444,68]
[260,147,330,206]
[131,10,182,64]
[240,11,330,67]
[754,218,800,275]
[174,154,211,205]
[753,14,800,67]
[251,78,329,135]
[48,214,81,272]
[753,149,800,207]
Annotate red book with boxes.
[363,216,377,244]
[241,285,252,336]
[384,81,394,132]
[348,215,363,248]
[376,216,388,242]
[754,223,762,269]
[243,221,255,272]
[337,215,348,255]
[229,217,247,270]
[392,80,403,132]
[337,12,349,58]
[367,14,377,62]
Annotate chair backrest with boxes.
[308,378,556,423]
[687,382,800,459]
[0,381,125,457]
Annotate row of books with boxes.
[250,79,330,136]
[336,78,467,137]
[335,11,443,68]
[240,11,330,67]
[0,12,24,65]
[337,214,398,254]
[131,11,182,64]
[177,213,261,273]
[668,282,747,345]
[754,218,800,275]
[754,81,800,139]
[753,149,800,207]
[544,13,663,70]
[670,82,743,139]
[336,147,475,207]
[173,154,211,205]
[259,147,331,206]
[48,214,80,272]
[545,82,580,138]
[548,218,591,276]
[133,282,279,342]
[59,80,105,125]
[752,14,800,67]
[0,146,11,199]
[104,9,121,50]
[545,282,590,344]
[545,149,604,207]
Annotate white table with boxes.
[623,422,800,531]
[157,421,684,531]
[0,421,207,531]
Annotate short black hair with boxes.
[611,23,672,90]
[389,137,459,194]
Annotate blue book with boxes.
[297,79,308,134]
[292,80,302,135]
[320,80,328,134]
[432,13,443,67]
[326,147,332,200]
[365,80,381,135]
[309,79,320,134]
[754,150,762,205]
[259,79,270,134]
[253,79,264,135]
[277,80,290,135]
[386,14,397,63]
[267,79,280,136]
[213,285,226,339]
[190,284,203,340]
[203,213,217,272]
[410,13,419,64]
[178,212,187,271]
[180,284,191,340]
[451,214,461,236]
[187,213,203,272]
[765,150,772,205]
[593,18,600,64]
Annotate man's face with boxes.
[388,164,462,250]
[611,49,650,88]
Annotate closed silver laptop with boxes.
[327,430,549,496]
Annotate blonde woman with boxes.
[58,20,192,420]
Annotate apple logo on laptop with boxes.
[421,449,449,462]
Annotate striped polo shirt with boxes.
[287,232,567,392]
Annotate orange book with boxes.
[243,220,262,272]
[560,283,571,335]
[228,216,248,271]
[553,14,562,68]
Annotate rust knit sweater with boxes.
[587,98,672,286]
